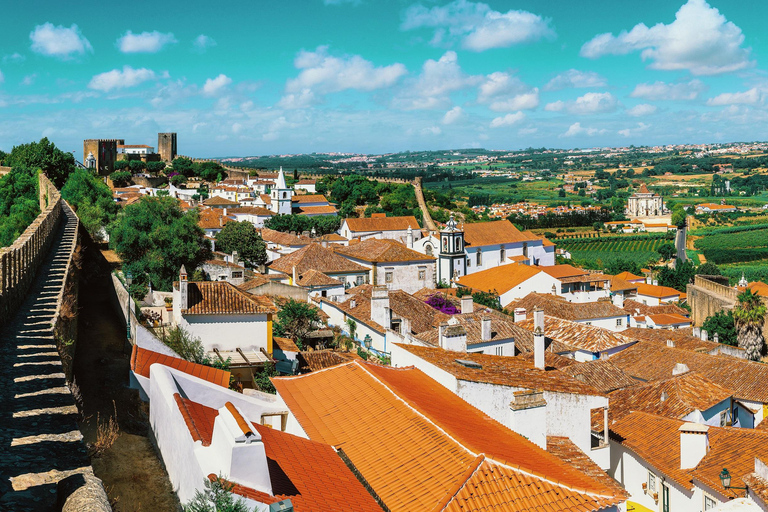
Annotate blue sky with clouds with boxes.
[1,0,766,158]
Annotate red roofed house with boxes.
[273,360,627,511]
[340,213,422,244]
[172,266,278,359]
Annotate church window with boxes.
[443,237,448,252]
[456,237,462,251]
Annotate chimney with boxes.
[461,296,473,314]
[513,308,526,322]
[292,265,298,285]
[210,403,273,495]
[223,207,227,216]
[370,286,390,331]
[653,280,658,286]
[679,423,709,469]
[693,327,701,338]
[713,332,719,344]
[219,215,223,227]
[232,251,238,266]
[701,330,708,341]
[509,390,547,449]
[440,323,467,352]
[350,299,356,309]
[612,292,624,308]
[533,308,545,370]
[481,316,492,342]
[407,226,414,249]
[666,339,675,348]
[673,363,689,376]
[179,265,188,310]
[646,277,652,284]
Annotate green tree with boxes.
[0,166,40,247]
[702,310,737,346]
[657,243,676,261]
[184,476,252,512]
[109,171,132,187]
[253,362,277,394]
[274,299,321,348]
[671,204,687,227]
[62,168,119,242]
[108,196,211,290]
[7,137,75,188]
[163,326,206,364]
[197,161,227,182]
[733,289,767,361]
[605,258,642,276]
[172,157,196,177]
[657,260,696,292]
[696,262,722,276]
[146,161,167,174]
[129,160,147,173]
[170,174,188,187]
[215,221,267,268]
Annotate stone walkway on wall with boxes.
[0,203,99,511]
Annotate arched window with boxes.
[442,237,448,252]
[425,244,433,256]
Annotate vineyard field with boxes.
[694,227,768,264]
[558,237,667,266]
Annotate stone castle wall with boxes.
[0,173,62,326]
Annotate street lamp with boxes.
[126,271,133,342]
[719,468,748,495]
[363,335,372,349]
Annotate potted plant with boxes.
[164,297,173,311]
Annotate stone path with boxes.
[0,203,92,511]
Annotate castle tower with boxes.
[83,139,123,176]
[158,133,177,162]
[270,167,293,215]
[438,215,466,285]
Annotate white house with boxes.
[456,263,560,308]
[635,282,682,305]
[293,179,316,193]
[462,220,555,272]
[269,168,293,215]
[507,292,629,332]
[267,242,370,290]
[226,206,274,228]
[172,267,277,357]
[339,214,422,243]
[334,237,436,294]
[291,194,337,217]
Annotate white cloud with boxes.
[518,127,538,135]
[618,122,651,137]
[281,46,406,108]
[545,92,617,114]
[3,53,25,63]
[0,70,4,84]
[421,125,442,135]
[21,74,37,86]
[476,72,539,111]
[117,30,177,53]
[202,74,232,96]
[394,51,480,110]
[627,103,658,116]
[193,34,216,52]
[707,88,762,106]
[401,0,555,52]
[442,106,464,124]
[88,66,156,92]
[544,69,606,91]
[580,0,751,75]
[30,23,92,59]
[490,111,525,128]
[630,79,706,100]
[562,122,606,137]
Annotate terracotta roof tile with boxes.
[635,282,681,299]
[506,293,627,321]
[131,345,230,388]
[456,263,542,295]
[610,342,768,402]
[227,206,274,216]
[610,276,638,292]
[183,281,277,315]
[335,238,434,263]
[237,274,277,291]
[273,336,300,352]
[647,313,691,326]
[197,208,233,229]
[394,344,604,396]
[259,228,310,247]
[297,205,338,215]
[291,194,329,204]
[622,299,689,318]
[416,310,531,348]
[273,361,625,511]
[344,215,420,233]
[546,436,630,500]
[203,196,240,206]
[462,220,539,246]
[294,269,341,287]
[298,349,360,372]
[621,327,726,353]
[269,243,368,275]
[560,359,638,394]
[615,271,645,282]
[174,394,216,445]
[517,316,636,353]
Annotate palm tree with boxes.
[733,289,767,361]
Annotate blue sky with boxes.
[1,0,767,158]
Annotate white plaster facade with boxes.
[338,257,436,295]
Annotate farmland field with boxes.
[694,225,768,264]
[557,236,668,267]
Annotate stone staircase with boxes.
[0,203,104,511]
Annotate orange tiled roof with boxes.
[647,313,691,326]
[622,299,689,318]
[516,316,636,353]
[619,327,721,353]
[203,196,240,206]
[394,344,604,396]
[297,205,338,215]
[335,238,434,263]
[183,281,277,315]
[273,361,625,512]
[456,263,542,294]
[273,336,300,352]
[749,281,768,297]
[635,282,681,299]
[298,349,360,372]
[610,342,768,402]
[344,215,420,233]
[294,269,341,287]
[506,292,626,322]
[560,359,638,394]
[227,206,274,216]
[131,345,230,388]
[173,396,381,511]
[269,243,368,275]
[259,227,310,247]
[462,220,538,246]
[237,274,276,291]
[546,436,630,500]
[540,264,589,279]
[197,209,233,230]
[415,311,532,348]
[291,194,329,204]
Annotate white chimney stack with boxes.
[407,226,414,249]
[210,403,273,495]
[509,390,547,449]
[461,295,473,314]
[693,327,701,338]
[371,286,390,331]
[533,308,545,370]
[673,363,689,376]
[292,265,298,285]
[679,423,709,469]
[232,251,238,266]
[481,316,492,342]
[701,330,708,341]
[513,308,526,323]
[612,292,624,308]
[666,339,675,348]
[440,324,467,352]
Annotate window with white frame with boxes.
[647,471,656,494]
[356,275,364,285]
[720,410,728,427]
[418,269,426,280]
[704,495,717,510]
[616,318,622,327]
[385,272,393,283]
[495,346,503,356]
